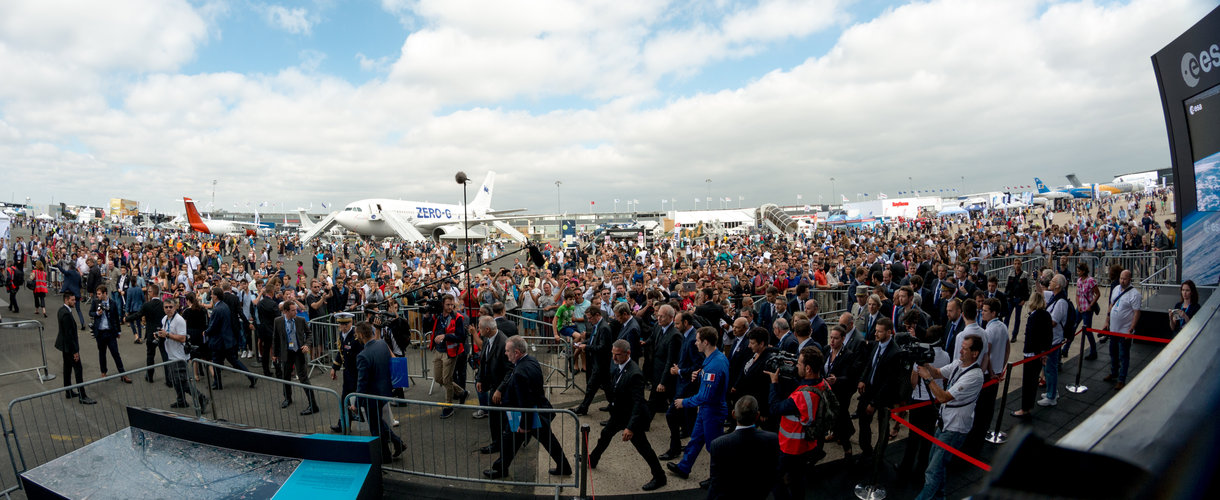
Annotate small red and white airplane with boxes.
[183,198,262,236]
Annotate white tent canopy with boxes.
[0,211,9,241]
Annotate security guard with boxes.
[329,312,362,431]
[666,326,730,479]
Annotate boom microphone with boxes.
[455,171,469,184]
[527,244,546,268]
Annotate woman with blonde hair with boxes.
[1012,290,1052,418]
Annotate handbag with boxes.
[390,356,411,389]
[1090,302,1099,314]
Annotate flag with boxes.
[841,194,849,202]
[738,196,744,201]
[614,198,620,203]
[590,201,594,205]
[321,202,329,208]
[863,193,869,197]
[879,193,888,199]
[797,194,802,200]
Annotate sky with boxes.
[0,0,1215,216]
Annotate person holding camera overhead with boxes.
[766,345,831,500]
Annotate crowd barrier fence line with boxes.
[0,412,14,499]
[190,359,344,435]
[0,320,55,383]
[341,392,585,500]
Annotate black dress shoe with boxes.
[248,377,258,388]
[64,390,79,399]
[170,401,189,409]
[144,375,154,383]
[300,406,319,416]
[598,420,608,427]
[79,396,97,405]
[598,406,610,412]
[483,468,506,479]
[658,449,682,461]
[393,441,405,458]
[281,399,292,409]
[573,407,589,416]
[700,478,710,489]
[198,396,208,412]
[665,462,688,479]
[478,445,499,455]
[642,477,666,491]
[330,424,343,432]
[549,465,573,476]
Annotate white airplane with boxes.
[1065,174,1143,196]
[297,209,346,238]
[300,171,529,243]
[183,198,263,236]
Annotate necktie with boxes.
[868,344,884,383]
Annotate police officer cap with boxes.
[336,312,355,323]
[940,280,956,292]
[855,286,871,297]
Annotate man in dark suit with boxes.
[476,316,512,455]
[803,299,829,348]
[615,302,643,360]
[588,339,666,491]
[57,259,86,327]
[56,293,95,404]
[855,317,904,458]
[660,311,703,461]
[492,302,518,338]
[733,328,777,431]
[726,317,752,390]
[707,395,778,500]
[775,318,798,354]
[90,286,132,383]
[695,288,731,334]
[353,321,404,461]
[649,305,682,422]
[576,307,612,415]
[205,296,257,390]
[484,335,573,479]
[84,258,103,297]
[273,300,319,415]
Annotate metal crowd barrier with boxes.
[0,320,55,383]
[503,313,578,393]
[343,393,584,499]
[192,359,343,435]
[0,412,14,499]
[5,360,194,478]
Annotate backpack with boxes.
[1056,297,1079,335]
[6,266,22,289]
[798,382,839,442]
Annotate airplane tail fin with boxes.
[182,198,210,233]
[297,209,316,229]
[1066,174,1082,187]
[469,171,495,215]
[1033,178,1049,193]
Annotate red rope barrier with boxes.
[1085,328,1171,344]
[1011,342,1064,367]
[889,369,1001,414]
[890,412,991,472]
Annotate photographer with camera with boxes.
[156,299,207,411]
[913,334,984,500]
[766,345,832,500]
[90,285,132,383]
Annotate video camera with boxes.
[764,348,800,381]
[893,333,936,366]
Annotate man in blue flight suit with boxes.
[666,326,729,479]
[660,311,704,461]
[329,312,363,431]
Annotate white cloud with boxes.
[356,52,392,72]
[0,0,1216,215]
[261,4,315,35]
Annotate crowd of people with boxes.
[0,187,1196,497]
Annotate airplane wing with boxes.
[491,220,527,243]
[300,212,340,243]
[486,208,527,215]
[380,210,428,242]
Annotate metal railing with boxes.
[985,250,1177,291]
[0,320,55,383]
[0,412,14,499]
[343,393,584,499]
[5,360,195,477]
[191,359,343,435]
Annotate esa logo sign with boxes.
[416,207,452,219]
[1182,43,1220,88]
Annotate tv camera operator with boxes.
[765,345,833,500]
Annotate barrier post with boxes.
[1066,330,1089,394]
[578,424,590,500]
[853,408,891,500]
[985,363,1014,444]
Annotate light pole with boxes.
[211,179,217,218]
[555,180,562,214]
[961,176,966,194]
[829,177,836,206]
[705,179,711,202]
[908,176,913,196]
[457,172,471,298]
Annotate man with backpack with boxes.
[766,345,834,500]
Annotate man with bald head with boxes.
[727,317,752,390]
